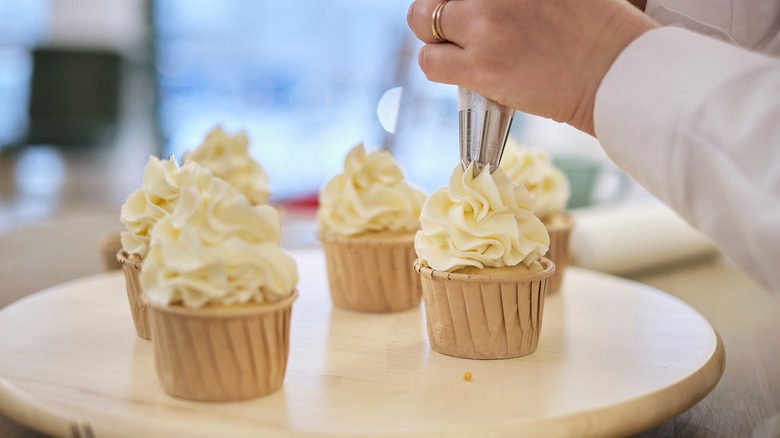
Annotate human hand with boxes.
[407,0,658,135]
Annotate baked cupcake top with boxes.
[499,140,570,220]
[317,144,426,236]
[120,156,211,258]
[184,127,270,205]
[415,164,550,272]
[140,162,297,309]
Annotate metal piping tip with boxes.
[458,87,515,177]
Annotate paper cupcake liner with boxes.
[320,234,422,312]
[147,291,297,402]
[545,213,573,294]
[98,232,123,271]
[415,258,555,360]
[117,250,151,340]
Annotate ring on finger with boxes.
[431,0,449,43]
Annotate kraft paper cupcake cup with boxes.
[98,232,123,271]
[147,291,298,402]
[414,258,555,360]
[544,213,573,294]
[319,232,422,312]
[117,250,151,340]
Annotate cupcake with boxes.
[414,164,554,359]
[119,156,209,339]
[317,144,427,312]
[183,126,270,205]
[141,164,298,401]
[98,231,123,271]
[500,140,572,293]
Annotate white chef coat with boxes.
[594,0,780,295]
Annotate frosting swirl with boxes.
[140,165,297,308]
[120,156,211,258]
[318,144,426,236]
[184,127,270,205]
[415,164,549,272]
[499,141,570,219]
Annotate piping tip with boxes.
[458,87,515,177]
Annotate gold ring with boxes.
[431,0,449,43]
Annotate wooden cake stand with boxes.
[0,248,724,437]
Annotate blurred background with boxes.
[0,0,718,304]
[0,0,631,226]
[0,0,724,308]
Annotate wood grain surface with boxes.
[0,249,724,437]
[628,258,780,438]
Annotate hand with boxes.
[407,0,658,135]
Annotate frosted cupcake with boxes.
[141,165,298,401]
[318,144,427,312]
[500,140,572,293]
[119,156,209,339]
[414,164,554,359]
[184,126,270,205]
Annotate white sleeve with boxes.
[645,0,780,55]
[593,27,780,296]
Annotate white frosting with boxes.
[184,127,270,205]
[415,164,550,272]
[499,141,570,219]
[317,144,426,236]
[140,169,298,309]
[120,156,212,258]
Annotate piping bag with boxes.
[458,87,515,175]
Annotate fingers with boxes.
[409,0,471,88]
[407,0,465,45]
[417,43,468,86]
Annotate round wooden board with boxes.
[0,248,724,437]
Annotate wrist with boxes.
[570,3,659,135]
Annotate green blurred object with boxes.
[553,155,599,209]
[23,48,121,148]
[553,155,631,209]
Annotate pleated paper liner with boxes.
[117,250,151,340]
[544,213,573,294]
[415,258,555,360]
[98,232,123,271]
[320,231,422,312]
[147,291,298,402]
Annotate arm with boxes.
[407,0,780,294]
[595,28,780,295]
